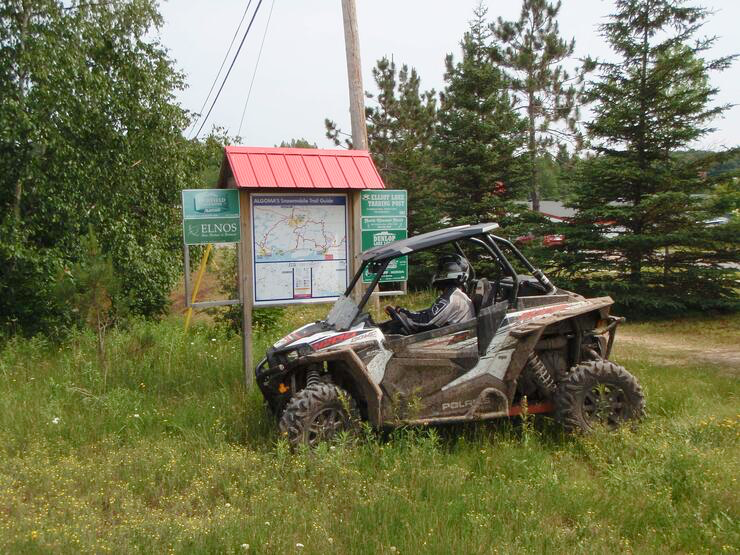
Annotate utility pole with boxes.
[341,0,372,307]
[341,0,369,151]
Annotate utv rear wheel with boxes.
[556,360,645,433]
[279,383,358,448]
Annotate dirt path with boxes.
[617,329,740,371]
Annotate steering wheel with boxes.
[385,306,414,335]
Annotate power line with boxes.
[238,0,276,139]
[193,0,265,140]
[187,0,254,138]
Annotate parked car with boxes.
[515,232,566,248]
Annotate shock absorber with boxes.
[306,367,321,388]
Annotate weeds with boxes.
[0,314,738,553]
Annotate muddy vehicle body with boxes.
[256,223,645,446]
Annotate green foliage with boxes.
[326,57,445,287]
[0,226,69,337]
[491,0,589,211]
[278,138,317,149]
[0,0,206,334]
[197,128,236,187]
[54,226,126,355]
[706,178,740,218]
[433,5,527,226]
[561,0,739,316]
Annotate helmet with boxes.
[432,254,470,287]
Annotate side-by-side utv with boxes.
[255,223,645,447]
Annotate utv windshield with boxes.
[324,259,388,331]
[324,295,360,330]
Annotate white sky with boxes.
[157,0,739,150]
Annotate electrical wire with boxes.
[193,0,265,140]
[237,0,276,139]
[187,0,254,138]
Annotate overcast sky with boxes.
[157,0,739,150]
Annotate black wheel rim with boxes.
[306,407,348,446]
[583,383,627,427]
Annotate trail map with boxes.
[251,195,348,305]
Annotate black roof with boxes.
[361,223,500,262]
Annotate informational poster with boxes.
[360,189,408,283]
[250,194,349,305]
[181,189,240,245]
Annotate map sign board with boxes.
[360,190,408,283]
[182,189,240,245]
[250,194,349,306]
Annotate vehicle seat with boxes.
[472,278,495,315]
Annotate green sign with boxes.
[361,190,408,283]
[360,190,407,217]
[361,216,407,230]
[362,229,408,282]
[182,189,240,245]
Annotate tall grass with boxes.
[0,310,737,553]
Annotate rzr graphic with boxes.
[256,223,645,447]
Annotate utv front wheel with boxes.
[279,383,358,448]
[556,360,645,433]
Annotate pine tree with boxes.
[564,0,738,315]
[54,226,124,364]
[326,57,440,235]
[434,6,526,226]
[490,0,588,212]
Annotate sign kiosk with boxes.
[213,146,387,384]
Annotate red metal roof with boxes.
[220,146,385,190]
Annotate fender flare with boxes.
[299,348,383,427]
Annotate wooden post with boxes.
[237,190,254,387]
[341,0,369,151]
[349,190,364,302]
[342,0,371,304]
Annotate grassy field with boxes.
[0,302,738,553]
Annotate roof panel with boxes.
[284,154,313,187]
[319,156,345,188]
[353,157,384,189]
[267,154,295,188]
[336,156,363,188]
[303,155,331,188]
[220,146,385,190]
[227,150,257,187]
[248,154,277,187]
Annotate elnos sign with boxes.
[182,189,241,245]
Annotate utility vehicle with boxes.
[255,223,645,447]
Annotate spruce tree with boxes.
[564,0,738,315]
[326,57,440,235]
[490,0,587,213]
[434,6,526,227]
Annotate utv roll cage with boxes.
[329,223,556,330]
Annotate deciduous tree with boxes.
[0,0,202,334]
